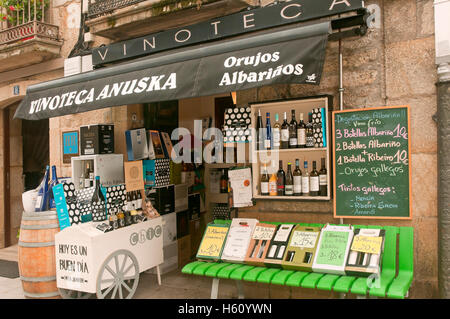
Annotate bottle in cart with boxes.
[35,165,50,212]
[277,160,285,196]
[84,162,92,188]
[319,157,328,196]
[289,110,298,148]
[91,176,106,221]
[49,165,60,210]
[293,159,302,196]
[285,162,294,196]
[109,208,119,230]
[302,161,310,196]
[136,191,143,211]
[310,161,320,196]
[117,207,126,228]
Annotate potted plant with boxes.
[0,0,49,27]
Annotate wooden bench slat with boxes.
[285,271,309,287]
[193,262,217,276]
[333,276,357,293]
[316,274,340,291]
[271,270,296,285]
[205,263,232,277]
[301,273,325,289]
[257,268,282,284]
[181,261,205,274]
[387,227,414,299]
[229,265,255,280]
[217,264,243,279]
[243,267,267,282]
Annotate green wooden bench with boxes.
[182,220,414,299]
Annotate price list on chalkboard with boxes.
[332,106,411,219]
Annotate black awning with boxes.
[14,21,330,120]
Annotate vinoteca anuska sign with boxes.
[332,106,412,219]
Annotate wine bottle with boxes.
[276,160,285,196]
[293,159,302,196]
[280,112,289,149]
[310,161,320,196]
[89,161,94,187]
[220,169,228,193]
[289,110,298,148]
[319,157,328,196]
[285,162,294,196]
[49,165,60,210]
[306,112,314,148]
[260,164,269,196]
[256,110,264,150]
[136,191,143,211]
[297,113,307,148]
[35,165,50,212]
[272,113,281,149]
[84,162,91,188]
[79,162,85,189]
[269,172,277,196]
[302,161,310,196]
[91,176,106,220]
[264,112,272,150]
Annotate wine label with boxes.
[302,176,309,193]
[261,182,269,194]
[310,176,320,192]
[285,185,293,195]
[84,179,91,188]
[273,128,280,147]
[289,138,297,146]
[269,181,277,195]
[281,129,289,141]
[319,174,327,185]
[297,129,306,145]
[294,176,302,193]
[264,139,271,149]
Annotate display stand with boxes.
[55,217,163,299]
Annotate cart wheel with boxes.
[58,288,94,299]
[96,249,140,299]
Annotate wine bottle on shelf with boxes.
[269,172,277,196]
[276,160,286,196]
[264,112,272,150]
[88,161,95,187]
[285,162,294,196]
[306,112,315,148]
[272,113,281,149]
[256,110,264,150]
[49,165,60,210]
[302,161,310,196]
[91,176,106,220]
[310,161,320,196]
[280,112,289,149]
[220,169,228,193]
[297,113,307,148]
[260,164,269,196]
[35,165,50,212]
[319,157,328,196]
[289,110,298,149]
[293,159,302,196]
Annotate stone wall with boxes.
[236,0,438,298]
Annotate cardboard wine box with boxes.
[147,130,166,159]
[125,128,149,161]
[244,223,277,267]
[345,228,385,277]
[196,223,230,262]
[80,124,114,155]
[160,131,174,159]
[281,225,322,272]
[221,218,259,263]
[143,158,171,188]
[147,184,175,215]
[312,224,354,275]
[264,224,295,268]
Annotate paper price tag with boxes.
[198,226,228,258]
[351,235,383,254]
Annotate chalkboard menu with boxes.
[332,106,411,219]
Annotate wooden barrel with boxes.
[18,211,61,299]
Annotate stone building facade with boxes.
[0,0,441,298]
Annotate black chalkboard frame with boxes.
[332,105,412,220]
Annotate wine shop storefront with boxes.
[13,0,441,299]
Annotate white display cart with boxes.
[55,217,163,299]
